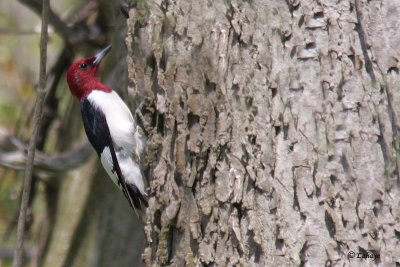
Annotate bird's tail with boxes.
[126,183,148,210]
[117,155,148,212]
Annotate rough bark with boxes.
[126,0,400,266]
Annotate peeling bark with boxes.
[126,0,400,265]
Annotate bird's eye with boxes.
[80,63,88,69]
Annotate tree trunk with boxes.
[127,0,400,266]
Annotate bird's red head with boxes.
[67,45,112,100]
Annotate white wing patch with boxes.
[100,147,122,189]
[87,90,138,152]
[89,90,146,197]
[116,152,146,194]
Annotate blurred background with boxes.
[0,0,145,266]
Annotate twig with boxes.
[17,0,106,46]
[0,140,93,173]
[12,0,50,266]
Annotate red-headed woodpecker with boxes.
[66,45,148,211]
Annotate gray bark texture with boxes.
[127,0,400,266]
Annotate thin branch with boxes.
[37,47,73,149]
[0,141,93,174]
[17,0,106,46]
[13,0,50,266]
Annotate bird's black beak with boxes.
[93,45,112,65]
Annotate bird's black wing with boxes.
[80,98,145,210]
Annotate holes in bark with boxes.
[280,29,292,44]
[159,1,168,12]
[275,238,284,250]
[288,0,300,13]
[340,154,351,179]
[200,214,210,237]
[313,11,324,18]
[160,49,168,72]
[154,209,162,228]
[373,200,382,217]
[233,203,243,220]
[174,172,183,187]
[348,54,356,67]
[216,144,227,163]
[274,126,281,136]
[325,211,336,238]
[305,42,316,50]
[379,85,385,94]
[293,174,300,210]
[232,83,240,92]
[316,186,321,197]
[387,66,399,74]
[329,175,337,185]
[252,106,258,117]
[231,27,240,47]
[188,112,200,128]
[336,77,345,101]
[349,2,354,12]
[120,5,130,18]
[290,46,297,58]
[248,134,256,145]
[395,228,400,240]
[205,76,217,93]
[298,15,305,28]
[359,218,364,229]
[283,125,289,140]
[146,53,157,74]
[271,87,277,98]
[270,207,277,214]
[245,96,253,107]
[155,113,165,135]
[335,125,345,131]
